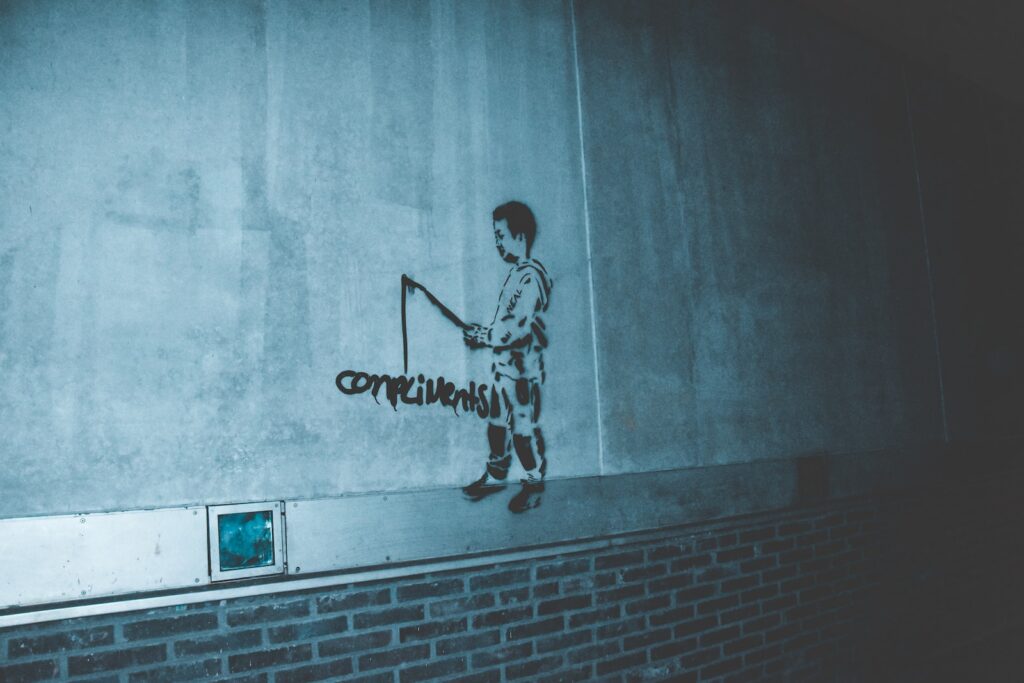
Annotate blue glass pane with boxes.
[218,511,274,571]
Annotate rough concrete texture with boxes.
[0,0,598,516]
[0,0,950,516]
[574,1,944,473]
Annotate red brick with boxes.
[537,558,591,579]
[399,618,466,643]
[701,656,743,678]
[436,630,500,656]
[724,634,763,656]
[595,650,646,675]
[649,605,696,627]
[124,612,219,641]
[400,657,467,683]
[430,593,495,618]
[506,616,564,641]
[651,637,697,660]
[506,655,564,680]
[739,528,775,544]
[69,645,167,676]
[354,605,424,629]
[538,594,591,616]
[0,660,60,682]
[397,578,464,602]
[536,629,593,654]
[471,606,532,629]
[717,546,755,562]
[625,594,671,615]
[740,584,779,604]
[358,644,430,670]
[649,573,695,593]
[700,625,741,647]
[470,568,530,590]
[228,645,311,673]
[227,600,309,627]
[8,627,114,658]
[316,588,391,614]
[623,627,671,651]
[471,642,532,668]
[595,551,644,570]
[697,594,739,615]
[569,605,620,628]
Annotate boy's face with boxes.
[493,218,525,263]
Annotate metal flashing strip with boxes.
[0,502,845,629]
[0,449,926,628]
[0,507,208,611]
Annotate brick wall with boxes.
[0,500,886,683]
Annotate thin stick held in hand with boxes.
[402,274,471,373]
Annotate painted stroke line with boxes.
[402,274,471,373]
[402,274,409,374]
[901,64,949,443]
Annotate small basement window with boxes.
[207,501,285,582]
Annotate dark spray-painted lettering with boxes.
[336,370,489,419]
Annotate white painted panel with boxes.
[0,507,208,609]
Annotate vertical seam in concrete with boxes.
[902,62,950,443]
[570,0,606,475]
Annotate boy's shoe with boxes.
[508,479,544,513]
[463,472,507,501]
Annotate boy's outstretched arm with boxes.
[462,273,545,351]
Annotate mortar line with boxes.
[902,62,950,443]
[570,0,606,475]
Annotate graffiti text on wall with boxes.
[335,368,492,417]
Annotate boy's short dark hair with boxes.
[493,201,537,252]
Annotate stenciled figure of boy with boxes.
[462,200,552,512]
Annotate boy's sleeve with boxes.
[489,271,546,349]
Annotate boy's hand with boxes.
[463,324,490,349]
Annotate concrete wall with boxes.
[0,0,951,518]
[904,68,1024,443]
[572,0,943,472]
[0,0,600,516]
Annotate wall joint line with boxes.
[902,63,950,443]
[569,0,607,474]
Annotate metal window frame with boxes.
[207,501,285,582]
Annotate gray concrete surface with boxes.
[0,0,953,517]
[574,0,945,473]
[0,0,599,516]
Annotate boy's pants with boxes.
[485,374,545,481]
